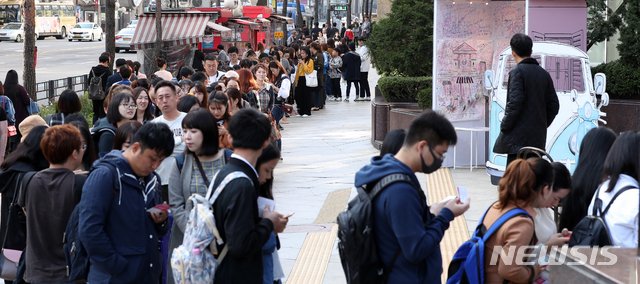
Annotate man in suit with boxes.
[212,108,288,284]
[104,58,127,94]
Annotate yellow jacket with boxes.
[295,59,314,84]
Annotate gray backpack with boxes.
[88,69,105,100]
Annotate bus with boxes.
[0,0,76,39]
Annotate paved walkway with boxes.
[273,69,499,283]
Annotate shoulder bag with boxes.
[305,70,318,88]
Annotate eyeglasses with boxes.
[81,144,87,150]
[120,103,138,109]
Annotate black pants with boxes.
[331,78,342,98]
[92,99,105,125]
[347,80,360,98]
[360,72,370,97]
[295,78,312,115]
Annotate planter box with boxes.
[601,99,640,134]
[371,85,422,149]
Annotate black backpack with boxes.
[569,185,636,247]
[337,173,419,284]
[61,174,89,282]
[88,69,106,101]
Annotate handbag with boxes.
[0,173,25,280]
[305,70,318,88]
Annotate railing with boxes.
[35,75,88,104]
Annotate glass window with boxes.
[544,56,584,93]
[3,23,21,29]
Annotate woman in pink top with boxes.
[154,57,173,81]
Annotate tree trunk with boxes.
[154,0,163,75]
[106,0,116,71]
[23,0,36,100]
[368,0,373,19]
[314,0,319,24]
[362,0,366,21]
[326,0,331,26]
[295,0,302,28]
[346,0,351,28]
[282,0,288,16]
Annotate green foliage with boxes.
[39,91,94,123]
[378,76,432,104]
[587,0,626,51]
[367,0,433,77]
[590,60,640,99]
[417,88,432,109]
[618,1,640,68]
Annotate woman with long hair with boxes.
[294,47,314,116]
[559,127,617,230]
[4,70,31,142]
[253,64,275,114]
[482,158,558,283]
[587,132,640,248]
[132,87,154,124]
[256,143,285,284]
[167,109,231,284]
[177,95,201,113]
[47,89,82,126]
[208,92,233,150]
[268,61,290,128]
[225,87,246,115]
[237,68,260,109]
[0,125,49,274]
[67,119,97,172]
[188,81,209,110]
[112,120,143,151]
[94,93,136,156]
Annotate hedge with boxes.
[378,76,432,106]
[590,60,640,100]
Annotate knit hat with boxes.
[19,115,48,142]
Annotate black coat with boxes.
[311,51,325,87]
[493,58,560,154]
[342,51,361,81]
[213,157,274,284]
[104,72,122,94]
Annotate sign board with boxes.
[203,35,214,49]
[274,31,284,38]
[287,23,295,31]
[333,4,347,11]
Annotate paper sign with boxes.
[258,197,275,217]
[457,186,468,203]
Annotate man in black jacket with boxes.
[311,22,321,41]
[104,58,127,94]
[342,43,361,102]
[87,52,112,125]
[212,108,288,284]
[493,33,559,165]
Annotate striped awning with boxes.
[130,13,210,50]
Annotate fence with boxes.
[35,75,88,105]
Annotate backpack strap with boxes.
[367,173,419,200]
[479,208,532,242]
[205,171,253,206]
[600,185,637,216]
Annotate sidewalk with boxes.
[271,68,499,283]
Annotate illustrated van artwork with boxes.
[484,42,609,184]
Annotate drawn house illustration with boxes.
[451,42,482,112]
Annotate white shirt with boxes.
[358,44,370,72]
[587,174,639,248]
[230,153,258,178]
[208,71,224,83]
[277,74,291,100]
[152,112,187,185]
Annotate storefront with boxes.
[268,14,294,46]
[226,18,260,55]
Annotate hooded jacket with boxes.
[92,117,117,157]
[88,65,112,94]
[342,51,361,81]
[78,150,169,284]
[355,154,454,284]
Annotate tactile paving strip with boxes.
[425,168,471,283]
[285,224,338,284]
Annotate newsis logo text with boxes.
[489,246,618,266]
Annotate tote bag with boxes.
[305,70,318,88]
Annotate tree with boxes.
[346,0,351,28]
[295,0,302,28]
[22,0,36,100]
[282,0,288,16]
[314,0,319,25]
[587,0,626,51]
[367,0,432,77]
[106,0,116,71]
[618,0,640,67]
[154,0,163,74]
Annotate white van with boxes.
[484,41,609,184]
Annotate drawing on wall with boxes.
[435,1,525,121]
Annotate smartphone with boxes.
[284,212,295,219]
[457,186,468,204]
[146,204,171,214]
[217,120,224,126]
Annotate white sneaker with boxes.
[302,114,309,117]
[296,114,302,117]
[365,96,371,101]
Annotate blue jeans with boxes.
[272,104,283,127]
[346,80,360,98]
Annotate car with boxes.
[127,20,138,28]
[68,22,103,42]
[115,27,136,53]
[0,22,39,42]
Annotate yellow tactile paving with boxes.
[286,224,339,284]
[425,168,470,283]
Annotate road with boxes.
[0,36,138,99]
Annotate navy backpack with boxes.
[446,206,532,284]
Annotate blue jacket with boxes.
[355,154,454,284]
[104,72,122,94]
[78,150,169,284]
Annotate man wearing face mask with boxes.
[354,110,471,284]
